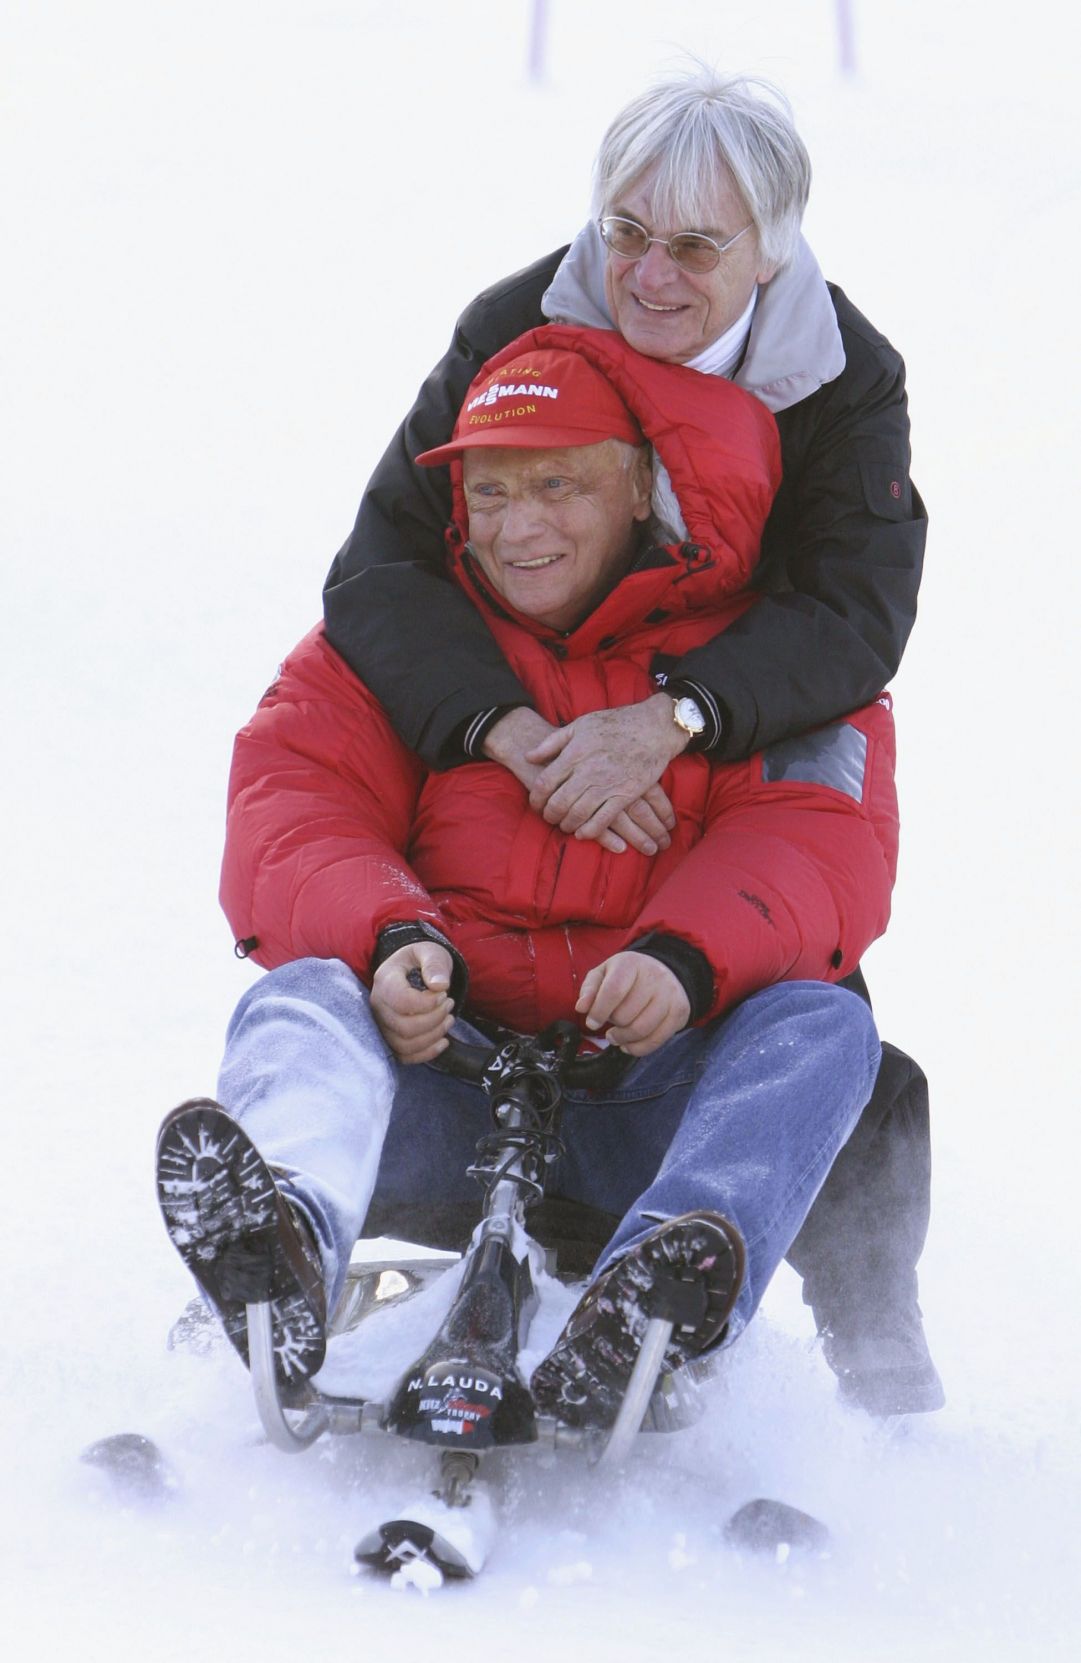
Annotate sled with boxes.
[237,1021,713,1578]
[91,1019,827,1583]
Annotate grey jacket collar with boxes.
[541,222,845,413]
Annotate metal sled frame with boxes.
[247,1288,680,1467]
[244,1023,688,1471]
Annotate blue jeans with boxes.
[216,958,880,1343]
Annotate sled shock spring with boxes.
[466,1123,565,1205]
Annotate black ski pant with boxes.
[785,968,932,1331]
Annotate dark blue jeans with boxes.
[217,959,880,1342]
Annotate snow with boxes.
[2,0,1079,1655]
[390,1554,445,1595]
[315,1228,578,1401]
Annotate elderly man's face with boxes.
[603,167,776,364]
[462,442,652,632]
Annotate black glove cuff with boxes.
[372,921,470,1011]
[627,931,715,1024]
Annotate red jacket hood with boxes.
[441,324,782,604]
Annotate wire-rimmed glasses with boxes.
[598,215,752,274]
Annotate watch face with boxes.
[674,696,706,736]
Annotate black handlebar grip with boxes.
[561,1045,634,1092]
[429,1029,634,1093]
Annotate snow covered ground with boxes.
[3,1,1079,1654]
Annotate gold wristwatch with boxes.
[671,693,707,745]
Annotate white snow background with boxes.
[3,0,1079,1655]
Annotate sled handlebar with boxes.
[433,1025,634,1095]
[402,967,633,1094]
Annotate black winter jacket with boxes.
[323,248,927,770]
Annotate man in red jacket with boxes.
[323,69,943,1421]
[157,335,891,1430]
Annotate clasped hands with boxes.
[482,697,689,857]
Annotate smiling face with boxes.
[602,167,776,363]
[462,441,653,632]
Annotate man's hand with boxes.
[576,951,690,1057]
[481,707,555,794]
[525,695,686,846]
[484,701,678,857]
[370,941,456,1064]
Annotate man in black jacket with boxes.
[322,67,942,1416]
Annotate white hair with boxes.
[591,66,811,272]
[590,440,678,543]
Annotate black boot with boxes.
[817,1292,945,1416]
[531,1212,745,1429]
[156,1099,327,1402]
[787,1037,944,1415]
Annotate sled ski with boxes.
[353,1451,496,1582]
[725,1497,831,1557]
[80,1432,179,1502]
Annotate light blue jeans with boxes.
[216,958,880,1343]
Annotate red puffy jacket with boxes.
[221,328,898,1033]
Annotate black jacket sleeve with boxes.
[675,287,928,757]
[323,251,565,768]
[324,269,926,770]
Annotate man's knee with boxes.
[242,955,362,1001]
[223,956,391,1082]
[228,956,366,1028]
[738,980,880,1102]
[874,1041,929,1127]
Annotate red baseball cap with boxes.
[415,347,644,467]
